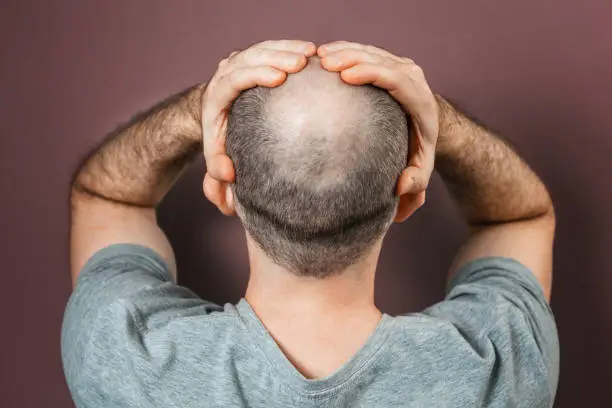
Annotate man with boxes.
[62,40,559,407]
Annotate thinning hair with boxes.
[226,58,409,279]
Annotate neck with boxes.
[244,236,383,326]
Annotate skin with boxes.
[71,40,555,380]
[250,55,387,184]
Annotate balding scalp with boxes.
[227,57,409,278]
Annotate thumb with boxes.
[396,166,429,196]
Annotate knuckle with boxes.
[288,52,303,64]
[365,44,378,53]
[385,60,398,71]
[214,71,229,89]
[218,51,240,69]
[412,65,424,75]
[217,58,229,69]
[241,48,253,60]
[226,70,239,87]
[235,48,254,63]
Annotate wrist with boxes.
[434,94,469,158]
[180,83,207,144]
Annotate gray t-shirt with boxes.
[61,244,559,407]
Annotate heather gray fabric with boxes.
[61,244,559,407]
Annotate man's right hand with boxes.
[318,41,439,218]
[201,39,316,215]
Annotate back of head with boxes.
[227,57,408,278]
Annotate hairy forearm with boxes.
[434,95,554,226]
[73,83,206,207]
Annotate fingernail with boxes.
[305,42,316,53]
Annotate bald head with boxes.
[227,57,409,278]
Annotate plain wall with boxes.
[1,1,611,406]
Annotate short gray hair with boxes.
[226,61,409,278]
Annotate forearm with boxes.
[73,83,206,207]
[434,95,554,226]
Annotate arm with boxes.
[70,40,317,289]
[434,95,555,301]
[316,42,555,300]
[70,84,205,286]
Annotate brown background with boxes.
[1,0,610,406]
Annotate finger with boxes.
[337,62,399,91]
[234,48,308,73]
[204,173,236,216]
[219,50,241,69]
[202,112,235,182]
[204,172,226,207]
[396,166,430,196]
[225,186,235,214]
[255,39,316,56]
[318,40,363,55]
[202,66,286,179]
[319,41,400,61]
[216,65,286,101]
[320,48,382,72]
[206,153,235,183]
[203,65,286,127]
[342,62,438,148]
[203,172,221,204]
[396,124,436,196]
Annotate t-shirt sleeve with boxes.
[60,243,223,407]
[421,256,560,406]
